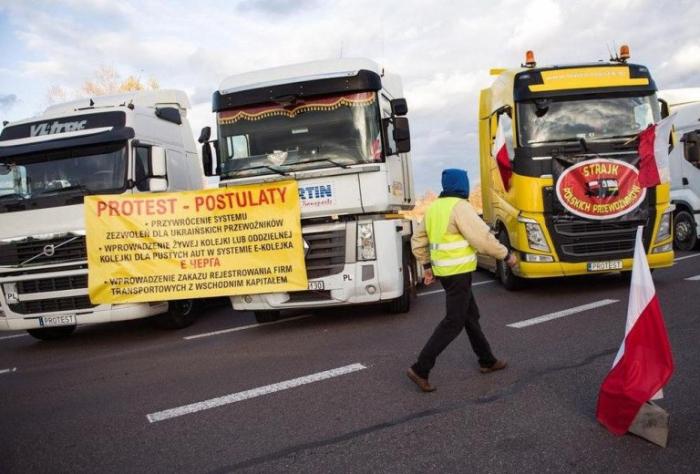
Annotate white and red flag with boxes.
[492,118,513,191]
[596,226,674,435]
[637,114,675,188]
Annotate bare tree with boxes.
[46,66,159,105]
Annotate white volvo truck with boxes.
[0,90,204,339]
[659,89,700,250]
[202,58,418,322]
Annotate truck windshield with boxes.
[517,94,661,145]
[0,141,127,213]
[217,91,382,178]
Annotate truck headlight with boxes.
[519,217,550,252]
[655,211,671,243]
[357,222,376,260]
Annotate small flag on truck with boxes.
[493,118,513,191]
[637,114,675,188]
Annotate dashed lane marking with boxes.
[507,299,619,329]
[146,363,367,423]
[0,334,28,341]
[183,315,313,340]
[686,275,700,281]
[0,367,17,375]
[418,280,495,297]
[675,253,700,262]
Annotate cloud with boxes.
[236,0,319,15]
[1,0,699,193]
[0,94,18,111]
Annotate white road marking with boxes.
[675,253,700,262]
[184,314,313,340]
[418,280,495,297]
[147,363,367,423]
[0,334,28,341]
[0,367,17,375]
[686,275,700,281]
[507,299,619,329]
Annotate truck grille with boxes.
[9,296,95,314]
[0,235,87,267]
[17,274,88,294]
[547,217,650,262]
[304,229,346,279]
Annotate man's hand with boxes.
[423,268,435,286]
[505,253,517,269]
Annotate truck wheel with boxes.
[496,231,522,291]
[387,249,414,314]
[254,310,281,323]
[674,210,698,251]
[156,299,197,329]
[27,325,76,340]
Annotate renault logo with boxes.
[43,244,56,257]
[303,239,310,257]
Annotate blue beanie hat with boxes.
[441,169,469,198]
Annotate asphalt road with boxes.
[1,251,699,473]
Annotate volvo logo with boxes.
[18,235,81,267]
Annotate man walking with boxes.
[407,169,517,392]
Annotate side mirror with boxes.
[391,98,408,116]
[684,131,700,164]
[393,117,411,154]
[198,126,211,144]
[202,142,213,177]
[150,146,167,177]
[659,98,670,119]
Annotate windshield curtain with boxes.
[0,141,127,212]
[517,94,661,146]
[217,91,382,178]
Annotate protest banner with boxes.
[85,180,307,303]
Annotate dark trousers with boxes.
[412,272,497,379]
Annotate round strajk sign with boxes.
[555,158,646,220]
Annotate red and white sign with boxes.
[555,159,646,220]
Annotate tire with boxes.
[673,210,698,251]
[156,299,197,329]
[496,230,522,291]
[27,325,76,340]
[254,310,281,323]
[387,247,414,314]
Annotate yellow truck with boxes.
[478,48,674,289]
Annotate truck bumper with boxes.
[231,261,402,311]
[0,302,169,331]
[515,250,675,279]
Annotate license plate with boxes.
[308,281,325,291]
[39,314,76,327]
[587,260,623,272]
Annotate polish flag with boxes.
[492,119,513,191]
[596,226,674,435]
[638,114,675,188]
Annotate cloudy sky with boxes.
[1,0,699,194]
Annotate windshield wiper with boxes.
[222,164,289,178]
[527,138,583,145]
[0,193,25,201]
[282,157,351,169]
[38,184,90,196]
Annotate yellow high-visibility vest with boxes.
[425,197,477,277]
